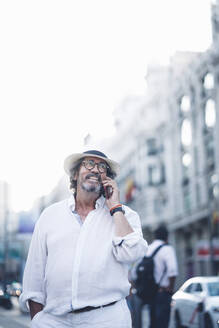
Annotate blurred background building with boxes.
[80,0,219,288]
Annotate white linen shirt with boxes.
[19,195,147,315]
[147,239,178,287]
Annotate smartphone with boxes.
[101,173,113,199]
[104,186,113,199]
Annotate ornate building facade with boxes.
[90,1,219,287]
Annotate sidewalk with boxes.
[0,299,30,328]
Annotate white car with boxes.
[171,276,219,328]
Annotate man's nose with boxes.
[91,163,99,173]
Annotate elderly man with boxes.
[19,150,147,328]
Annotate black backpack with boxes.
[134,244,166,304]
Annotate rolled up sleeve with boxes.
[19,213,47,312]
[165,247,178,277]
[112,207,147,264]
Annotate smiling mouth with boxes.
[86,177,100,184]
[88,177,98,182]
[85,173,101,183]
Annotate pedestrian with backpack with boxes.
[146,225,178,328]
[130,224,178,328]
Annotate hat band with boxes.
[83,150,108,158]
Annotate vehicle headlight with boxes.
[212,307,219,312]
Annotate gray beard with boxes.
[81,182,101,194]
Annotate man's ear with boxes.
[73,161,82,181]
[74,171,78,180]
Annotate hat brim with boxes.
[64,153,120,176]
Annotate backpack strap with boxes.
[158,264,167,287]
[151,243,167,258]
[151,243,168,287]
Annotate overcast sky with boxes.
[0,0,213,211]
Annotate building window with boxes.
[182,176,190,186]
[183,187,191,211]
[180,95,191,112]
[205,134,215,173]
[196,183,201,205]
[211,174,219,200]
[205,99,216,128]
[148,165,158,185]
[208,174,219,202]
[146,138,159,156]
[160,164,166,184]
[194,146,199,174]
[148,163,166,186]
[203,73,214,90]
[207,160,215,173]
[206,135,214,158]
[208,184,214,201]
[181,119,192,146]
[182,153,192,167]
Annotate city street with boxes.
[0,297,30,328]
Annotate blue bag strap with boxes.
[151,243,167,258]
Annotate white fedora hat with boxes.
[64,150,120,176]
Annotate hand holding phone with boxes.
[104,185,113,199]
[101,177,120,209]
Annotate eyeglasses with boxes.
[82,159,109,173]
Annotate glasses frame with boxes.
[82,159,109,174]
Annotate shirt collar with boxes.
[68,194,106,212]
[151,239,166,247]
